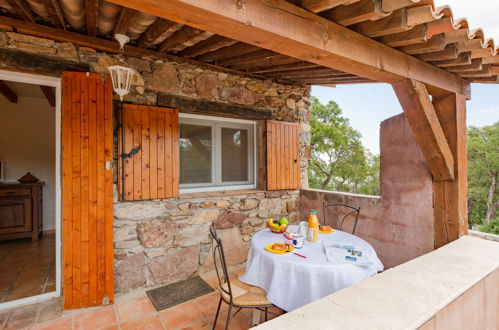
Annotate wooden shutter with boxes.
[62,72,114,309]
[119,104,179,201]
[266,120,301,190]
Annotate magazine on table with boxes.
[323,241,373,266]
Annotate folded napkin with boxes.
[323,241,373,266]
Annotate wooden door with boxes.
[62,72,114,309]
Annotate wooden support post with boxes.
[392,79,454,181]
[432,93,468,248]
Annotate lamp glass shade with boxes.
[108,65,135,101]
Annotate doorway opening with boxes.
[0,71,61,310]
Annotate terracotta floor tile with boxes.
[179,318,212,330]
[213,310,252,330]
[4,304,39,330]
[0,310,11,329]
[29,317,73,330]
[117,296,157,322]
[100,324,120,330]
[36,298,63,323]
[121,314,165,330]
[192,293,227,318]
[74,306,117,330]
[160,301,204,329]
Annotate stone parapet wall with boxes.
[0,30,312,295]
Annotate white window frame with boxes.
[179,113,257,193]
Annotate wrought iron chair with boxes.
[322,203,361,235]
[209,226,276,329]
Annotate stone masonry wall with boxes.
[0,31,311,294]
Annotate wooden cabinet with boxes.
[0,183,44,241]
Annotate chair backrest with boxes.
[209,226,235,305]
[322,203,361,235]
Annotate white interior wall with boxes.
[0,95,56,230]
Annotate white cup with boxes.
[298,221,308,236]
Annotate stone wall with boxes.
[114,190,300,293]
[301,114,435,269]
[0,30,311,294]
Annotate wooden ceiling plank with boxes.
[470,48,494,59]
[179,35,237,58]
[138,19,180,48]
[43,0,66,30]
[6,0,35,23]
[458,65,491,78]
[397,34,445,55]
[248,61,320,73]
[216,49,277,66]
[350,8,408,37]
[382,0,420,12]
[320,0,384,27]
[114,7,136,35]
[431,52,471,68]
[456,39,485,54]
[0,80,18,103]
[230,55,299,70]
[466,76,499,83]
[85,0,99,36]
[481,56,499,65]
[444,29,470,44]
[377,24,427,47]
[267,68,344,78]
[196,42,260,62]
[176,31,214,51]
[40,85,55,106]
[392,79,454,181]
[416,43,458,61]
[446,59,482,73]
[158,25,203,52]
[300,0,361,13]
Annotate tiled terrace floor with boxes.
[0,235,56,303]
[0,272,284,330]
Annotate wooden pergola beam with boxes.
[107,0,467,96]
[6,0,35,23]
[40,85,55,106]
[392,79,454,181]
[0,80,18,103]
[43,0,66,30]
[114,7,136,35]
[85,0,99,36]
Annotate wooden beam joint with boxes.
[392,79,455,181]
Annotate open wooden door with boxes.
[61,72,114,309]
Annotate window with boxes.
[179,114,256,192]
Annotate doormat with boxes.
[146,276,215,311]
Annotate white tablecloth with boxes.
[238,226,383,311]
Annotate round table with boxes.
[238,226,384,311]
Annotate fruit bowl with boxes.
[267,217,289,233]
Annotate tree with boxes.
[468,122,499,227]
[308,97,380,195]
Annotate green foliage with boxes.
[468,122,499,230]
[479,219,499,235]
[307,97,380,195]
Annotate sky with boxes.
[311,0,499,154]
